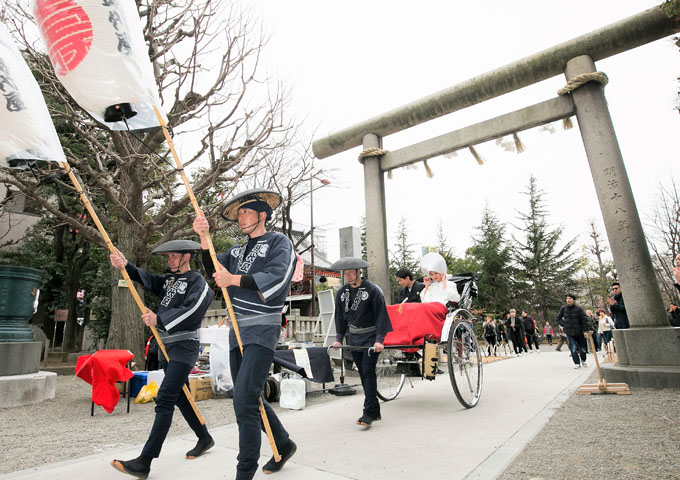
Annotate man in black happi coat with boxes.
[331,257,392,427]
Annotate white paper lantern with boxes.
[0,23,65,168]
[33,0,167,131]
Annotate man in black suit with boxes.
[395,268,425,304]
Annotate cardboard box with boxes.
[188,374,214,401]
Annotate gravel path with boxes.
[3,371,679,479]
[0,374,342,475]
[498,372,680,480]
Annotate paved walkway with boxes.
[2,350,594,480]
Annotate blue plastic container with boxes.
[130,371,148,398]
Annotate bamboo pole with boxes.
[153,107,281,461]
[59,161,206,424]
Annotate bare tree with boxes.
[647,175,680,304]
[2,1,312,359]
[580,220,616,308]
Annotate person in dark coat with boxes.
[110,240,215,478]
[482,315,497,356]
[607,282,629,329]
[505,309,526,356]
[194,189,297,479]
[667,302,680,327]
[555,293,591,368]
[331,257,392,427]
[395,268,425,303]
[521,311,539,352]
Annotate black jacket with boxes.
[610,293,630,329]
[555,304,590,337]
[521,315,535,333]
[397,280,425,303]
[668,308,680,327]
[482,322,496,337]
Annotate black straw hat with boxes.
[151,239,202,255]
[220,189,282,222]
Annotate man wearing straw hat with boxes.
[330,257,392,427]
[109,239,215,479]
[193,189,297,479]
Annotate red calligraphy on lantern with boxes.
[34,0,93,76]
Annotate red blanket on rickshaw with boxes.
[384,302,448,347]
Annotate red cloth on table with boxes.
[75,349,134,413]
[384,302,448,349]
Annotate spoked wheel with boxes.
[376,348,405,401]
[446,311,483,408]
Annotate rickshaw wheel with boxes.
[446,310,483,408]
[376,348,405,401]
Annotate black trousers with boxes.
[351,349,380,418]
[141,360,208,458]
[525,330,540,350]
[508,327,525,354]
[230,344,290,480]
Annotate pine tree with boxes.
[468,205,513,314]
[513,176,581,322]
[388,217,419,300]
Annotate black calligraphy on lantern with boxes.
[0,59,25,112]
[104,1,132,56]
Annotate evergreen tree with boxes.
[512,176,581,322]
[388,216,419,301]
[434,221,478,275]
[468,205,513,314]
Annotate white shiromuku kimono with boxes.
[421,279,460,306]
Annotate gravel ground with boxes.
[498,372,680,480]
[3,370,679,478]
[0,374,344,475]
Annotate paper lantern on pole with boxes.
[32,0,167,131]
[0,23,66,168]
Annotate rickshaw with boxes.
[374,274,483,408]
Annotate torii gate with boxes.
[313,4,680,386]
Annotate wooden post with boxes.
[577,332,631,395]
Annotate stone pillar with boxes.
[361,134,391,302]
[565,55,680,385]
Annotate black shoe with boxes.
[111,456,151,479]
[356,414,373,426]
[186,434,214,459]
[371,414,381,421]
[262,439,297,474]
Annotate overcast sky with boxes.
[246,0,680,263]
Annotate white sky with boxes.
[247,0,680,262]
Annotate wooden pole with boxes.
[576,332,631,395]
[59,161,206,424]
[153,107,281,461]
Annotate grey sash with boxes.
[235,313,281,327]
[349,324,377,334]
[159,329,199,344]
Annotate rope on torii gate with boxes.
[557,71,609,129]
